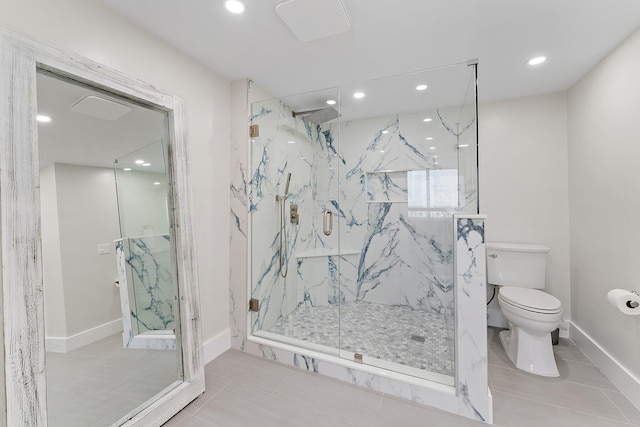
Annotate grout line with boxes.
[191,379,231,416]
[602,388,636,426]
[493,389,634,426]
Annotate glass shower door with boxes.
[249,87,342,355]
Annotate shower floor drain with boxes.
[410,334,426,343]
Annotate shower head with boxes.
[292,107,340,125]
[284,172,291,195]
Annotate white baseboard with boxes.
[203,328,231,364]
[46,318,123,353]
[569,321,640,409]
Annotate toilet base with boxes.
[499,329,559,377]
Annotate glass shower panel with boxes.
[336,63,478,384]
[249,87,342,354]
[114,140,176,337]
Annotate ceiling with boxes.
[95,0,640,104]
[37,71,168,172]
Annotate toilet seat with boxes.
[499,287,562,314]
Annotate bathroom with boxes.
[1,0,640,426]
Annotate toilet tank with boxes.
[486,242,550,289]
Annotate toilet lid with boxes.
[499,287,562,313]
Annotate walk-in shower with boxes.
[241,62,490,421]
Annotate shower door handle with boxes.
[323,209,333,236]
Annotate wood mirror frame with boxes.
[0,29,204,426]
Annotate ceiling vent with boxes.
[276,0,351,42]
[70,95,132,121]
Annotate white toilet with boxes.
[486,242,563,377]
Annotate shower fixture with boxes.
[276,173,292,277]
[292,107,340,125]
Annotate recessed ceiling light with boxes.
[416,84,428,91]
[153,182,161,185]
[326,100,336,105]
[135,160,145,164]
[423,118,432,122]
[382,130,389,134]
[142,163,151,167]
[429,146,436,150]
[225,0,245,14]
[528,56,547,66]
[288,140,295,144]
[426,137,433,140]
[37,115,52,123]
[123,168,132,171]
[353,92,365,99]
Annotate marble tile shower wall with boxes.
[247,99,477,333]
[115,235,175,337]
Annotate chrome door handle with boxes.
[488,253,497,258]
[323,209,333,236]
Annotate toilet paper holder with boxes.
[628,291,640,309]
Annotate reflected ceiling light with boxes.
[288,140,295,144]
[382,130,389,134]
[225,0,245,14]
[142,163,151,166]
[153,182,161,185]
[353,92,365,99]
[326,99,337,105]
[429,146,436,150]
[380,150,385,153]
[458,144,470,148]
[416,84,428,91]
[423,118,432,122]
[426,137,433,140]
[37,115,52,123]
[528,56,547,66]
[135,160,145,164]
[123,168,132,171]
[433,155,438,158]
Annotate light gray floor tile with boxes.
[164,411,220,427]
[272,366,382,426]
[205,349,301,393]
[556,358,618,390]
[604,390,640,426]
[184,372,231,414]
[554,407,636,427]
[376,395,486,427]
[492,390,563,427]
[553,338,593,364]
[490,364,627,422]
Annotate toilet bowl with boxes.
[498,287,562,377]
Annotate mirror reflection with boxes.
[37,70,182,427]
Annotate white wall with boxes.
[0,0,231,345]
[568,28,640,401]
[53,164,122,336]
[479,93,571,320]
[40,164,67,337]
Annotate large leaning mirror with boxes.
[0,30,204,426]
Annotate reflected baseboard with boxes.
[203,328,231,364]
[46,318,123,353]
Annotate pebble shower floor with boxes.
[268,300,455,377]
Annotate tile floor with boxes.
[46,334,178,427]
[268,301,455,376]
[164,327,640,427]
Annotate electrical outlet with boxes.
[98,243,111,255]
